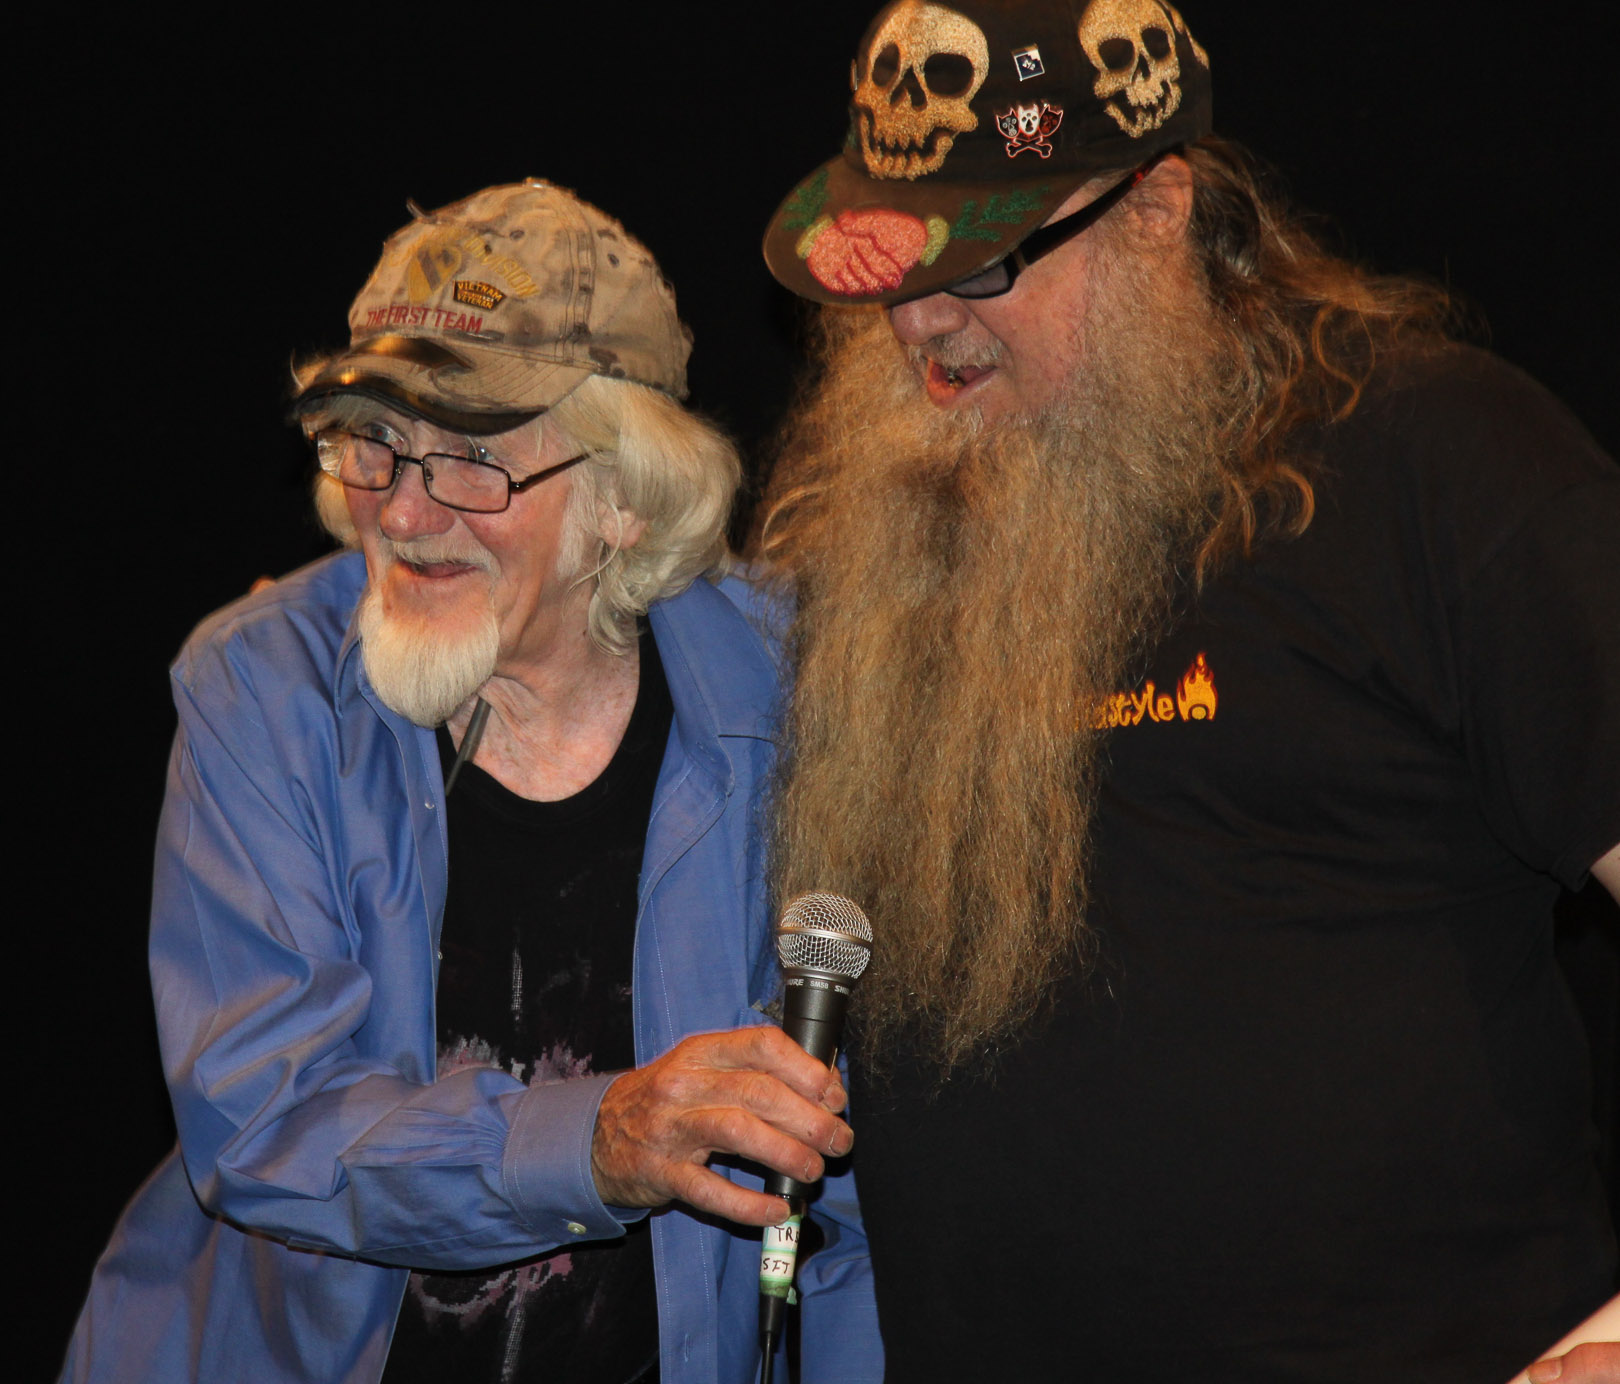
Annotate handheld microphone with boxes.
[763,892,873,1198]
[758,894,872,1380]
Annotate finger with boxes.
[688,1100,834,1185]
[1534,1342,1620,1384]
[595,1090,814,1223]
[592,1067,846,1208]
[590,1041,853,1213]
[621,1039,848,1151]
[662,1160,794,1228]
[718,1069,852,1159]
[1526,1344,1620,1384]
[696,1026,846,1103]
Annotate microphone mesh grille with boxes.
[776,893,873,981]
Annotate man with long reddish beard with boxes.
[64,182,881,1384]
[759,2,1620,1379]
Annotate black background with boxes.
[25,4,1617,1373]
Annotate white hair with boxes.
[303,376,740,652]
[549,374,740,651]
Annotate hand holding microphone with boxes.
[761,894,873,1199]
[589,899,865,1227]
[585,892,871,1382]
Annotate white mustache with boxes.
[380,536,495,573]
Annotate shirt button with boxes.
[566,1221,588,1236]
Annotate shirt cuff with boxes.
[501,1069,635,1243]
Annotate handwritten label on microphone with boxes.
[759,1213,802,1300]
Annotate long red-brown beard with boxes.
[761,237,1237,1075]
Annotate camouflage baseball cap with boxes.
[764,0,1211,306]
[297,179,692,433]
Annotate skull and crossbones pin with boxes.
[995,100,1064,158]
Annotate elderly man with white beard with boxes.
[62,181,882,1384]
[758,2,1620,1381]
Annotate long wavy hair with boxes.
[1179,135,1458,575]
[754,136,1462,1073]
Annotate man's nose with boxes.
[378,461,456,541]
[887,292,973,346]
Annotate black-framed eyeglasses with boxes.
[941,157,1160,300]
[314,429,590,515]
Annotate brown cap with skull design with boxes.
[763,0,1211,305]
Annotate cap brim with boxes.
[764,149,1084,307]
[292,334,593,434]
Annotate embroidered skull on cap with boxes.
[763,0,1211,305]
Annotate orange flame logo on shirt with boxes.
[1090,652,1219,729]
[1176,653,1217,721]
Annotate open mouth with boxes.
[926,358,995,402]
[400,558,479,579]
[382,534,493,579]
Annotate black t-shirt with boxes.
[852,348,1620,1382]
[383,630,672,1384]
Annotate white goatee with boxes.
[356,538,501,727]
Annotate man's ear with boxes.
[601,504,648,554]
[1132,153,1195,245]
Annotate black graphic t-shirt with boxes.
[383,629,672,1384]
[851,347,1620,1383]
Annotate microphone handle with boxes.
[764,972,852,1200]
[757,1199,804,1359]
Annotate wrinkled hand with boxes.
[591,1027,852,1226]
[1526,1341,1620,1383]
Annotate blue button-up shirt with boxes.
[63,552,881,1383]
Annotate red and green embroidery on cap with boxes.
[782,169,951,297]
[782,167,1053,298]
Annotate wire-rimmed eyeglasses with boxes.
[314,429,589,515]
[940,156,1161,300]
